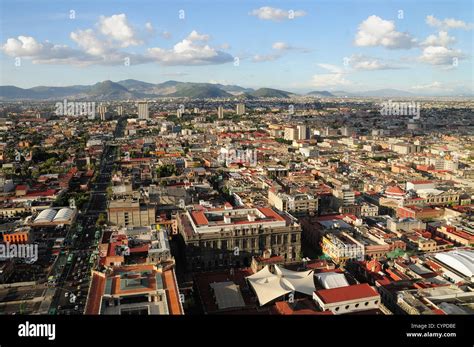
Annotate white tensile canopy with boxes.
[247,265,316,306]
[246,264,274,280]
[274,265,316,296]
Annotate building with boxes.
[428,249,473,283]
[434,226,474,246]
[322,231,365,265]
[360,203,379,217]
[268,189,318,216]
[177,204,302,271]
[396,206,443,220]
[387,218,426,233]
[391,143,422,155]
[117,105,124,116]
[312,283,381,314]
[30,207,76,226]
[85,264,184,315]
[97,105,107,121]
[284,127,298,141]
[107,197,155,227]
[217,106,224,119]
[297,124,309,140]
[340,126,353,137]
[137,102,149,120]
[406,180,435,192]
[236,103,245,115]
[333,185,355,207]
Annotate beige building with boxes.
[284,127,298,141]
[107,197,155,227]
[236,103,245,115]
[268,189,318,216]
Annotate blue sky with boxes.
[0,0,473,94]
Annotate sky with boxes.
[0,0,473,94]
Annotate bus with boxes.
[66,253,74,265]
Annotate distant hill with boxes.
[116,79,157,93]
[0,86,38,99]
[1,80,467,100]
[168,84,232,98]
[307,90,334,97]
[86,80,138,100]
[250,88,293,98]
[0,85,88,100]
[333,89,415,98]
[358,88,415,97]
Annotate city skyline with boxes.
[1,0,473,95]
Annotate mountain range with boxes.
[0,79,471,100]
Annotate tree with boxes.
[156,164,176,178]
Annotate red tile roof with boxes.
[257,207,285,221]
[315,283,379,304]
[385,186,405,195]
[85,271,106,315]
[191,211,208,226]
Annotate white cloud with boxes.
[160,31,172,39]
[3,29,232,67]
[426,15,473,30]
[70,29,109,56]
[311,73,352,88]
[252,53,280,62]
[418,45,464,66]
[312,63,351,88]
[187,30,210,42]
[411,81,444,90]
[272,41,289,50]
[347,54,401,70]
[2,36,43,56]
[317,63,344,74]
[2,35,99,65]
[355,15,416,49]
[98,14,142,47]
[249,7,306,21]
[147,31,233,65]
[145,22,154,33]
[421,31,456,47]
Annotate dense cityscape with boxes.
[0,0,473,345]
[0,92,472,317]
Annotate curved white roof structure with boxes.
[247,265,274,281]
[247,265,316,306]
[434,250,474,278]
[315,272,349,289]
[34,208,57,223]
[248,276,294,306]
[53,208,74,222]
[274,265,315,296]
